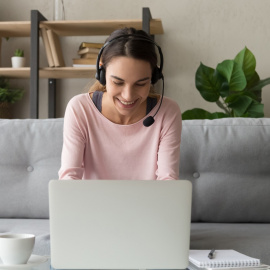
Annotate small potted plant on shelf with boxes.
[0,77,24,119]
[11,49,25,68]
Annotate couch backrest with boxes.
[1,117,270,222]
[180,118,270,223]
[0,118,63,219]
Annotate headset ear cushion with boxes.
[151,67,162,84]
[98,66,106,86]
[95,70,100,81]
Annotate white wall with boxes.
[1,0,270,118]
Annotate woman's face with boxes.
[104,56,152,124]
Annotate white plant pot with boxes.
[11,56,26,68]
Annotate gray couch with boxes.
[0,118,269,264]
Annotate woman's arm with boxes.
[58,98,86,180]
[156,100,182,180]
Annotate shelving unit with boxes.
[0,8,163,118]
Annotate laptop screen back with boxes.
[49,180,192,269]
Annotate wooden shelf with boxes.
[0,19,163,38]
[40,67,96,78]
[0,67,96,78]
[0,67,30,78]
[40,19,163,36]
[0,22,31,37]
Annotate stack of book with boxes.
[72,42,103,68]
[188,250,269,270]
[41,28,65,67]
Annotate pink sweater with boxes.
[58,93,182,180]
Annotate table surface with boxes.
[32,256,50,270]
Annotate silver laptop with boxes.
[49,180,192,269]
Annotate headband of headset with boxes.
[95,34,164,85]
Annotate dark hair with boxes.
[101,27,158,71]
[89,27,159,95]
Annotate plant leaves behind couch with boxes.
[182,47,270,120]
[0,77,24,104]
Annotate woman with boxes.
[58,27,182,180]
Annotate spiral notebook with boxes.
[189,250,261,268]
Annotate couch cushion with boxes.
[0,218,50,255]
[191,223,270,265]
[180,118,270,223]
[0,119,63,219]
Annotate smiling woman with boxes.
[58,27,182,181]
[102,56,152,125]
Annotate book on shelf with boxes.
[80,53,99,59]
[73,42,100,68]
[40,28,54,67]
[47,29,65,67]
[189,250,261,269]
[73,58,96,65]
[78,47,100,55]
[73,64,96,68]
[79,42,103,50]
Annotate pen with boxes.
[208,249,215,259]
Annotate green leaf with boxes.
[245,71,261,102]
[182,108,229,120]
[0,77,24,103]
[195,63,225,102]
[234,47,256,82]
[0,88,24,103]
[216,60,247,91]
[228,95,254,116]
[225,91,260,104]
[248,77,270,92]
[246,101,264,118]
[246,71,260,88]
[220,81,230,98]
[14,49,24,57]
[0,77,9,88]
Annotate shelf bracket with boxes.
[142,7,154,40]
[30,10,47,119]
[48,79,56,118]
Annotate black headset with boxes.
[95,34,164,127]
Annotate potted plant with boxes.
[182,47,270,119]
[0,77,24,119]
[11,49,25,68]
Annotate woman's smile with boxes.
[117,98,138,108]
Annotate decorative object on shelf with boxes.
[182,47,270,119]
[0,77,24,119]
[79,42,104,50]
[46,30,65,67]
[11,49,26,68]
[40,28,55,67]
[73,43,103,68]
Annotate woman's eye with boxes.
[113,81,124,86]
[112,81,147,87]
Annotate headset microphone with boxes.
[143,75,164,127]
